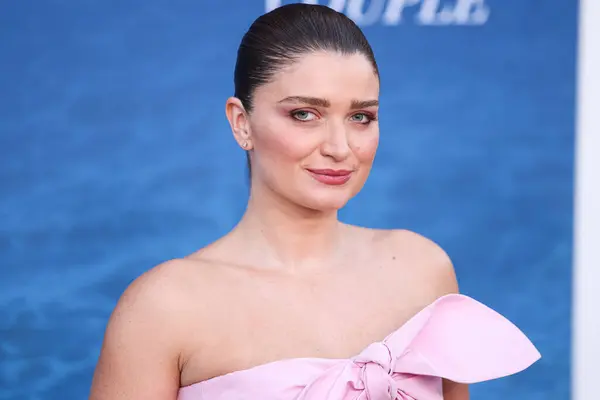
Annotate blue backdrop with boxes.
[0,1,576,398]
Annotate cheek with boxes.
[254,120,314,163]
[352,133,379,163]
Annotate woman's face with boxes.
[241,51,379,211]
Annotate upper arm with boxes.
[443,380,470,400]
[89,262,185,400]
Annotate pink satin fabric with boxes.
[178,294,540,400]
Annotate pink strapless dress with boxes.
[178,294,540,400]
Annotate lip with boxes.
[306,168,353,186]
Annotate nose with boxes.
[319,120,351,161]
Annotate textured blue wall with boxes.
[0,1,576,398]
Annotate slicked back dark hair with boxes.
[234,3,379,111]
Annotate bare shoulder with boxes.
[387,229,458,295]
[385,229,458,293]
[350,226,460,300]
[106,258,205,327]
[380,229,453,263]
[98,257,220,354]
[90,258,209,400]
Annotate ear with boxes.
[225,97,253,150]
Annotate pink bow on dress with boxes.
[294,294,541,400]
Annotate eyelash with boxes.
[290,110,378,124]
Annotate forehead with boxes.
[256,51,380,103]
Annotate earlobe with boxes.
[225,97,253,150]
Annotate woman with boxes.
[90,4,540,400]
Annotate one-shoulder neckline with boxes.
[179,293,466,390]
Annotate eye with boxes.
[350,113,375,124]
[291,110,318,121]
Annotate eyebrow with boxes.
[350,99,379,109]
[277,96,378,109]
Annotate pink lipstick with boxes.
[307,168,352,185]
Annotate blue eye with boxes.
[291,110,317,121]
[350,113,373,124]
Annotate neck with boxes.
[233,182,343,270]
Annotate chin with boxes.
[298,192,353,212]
